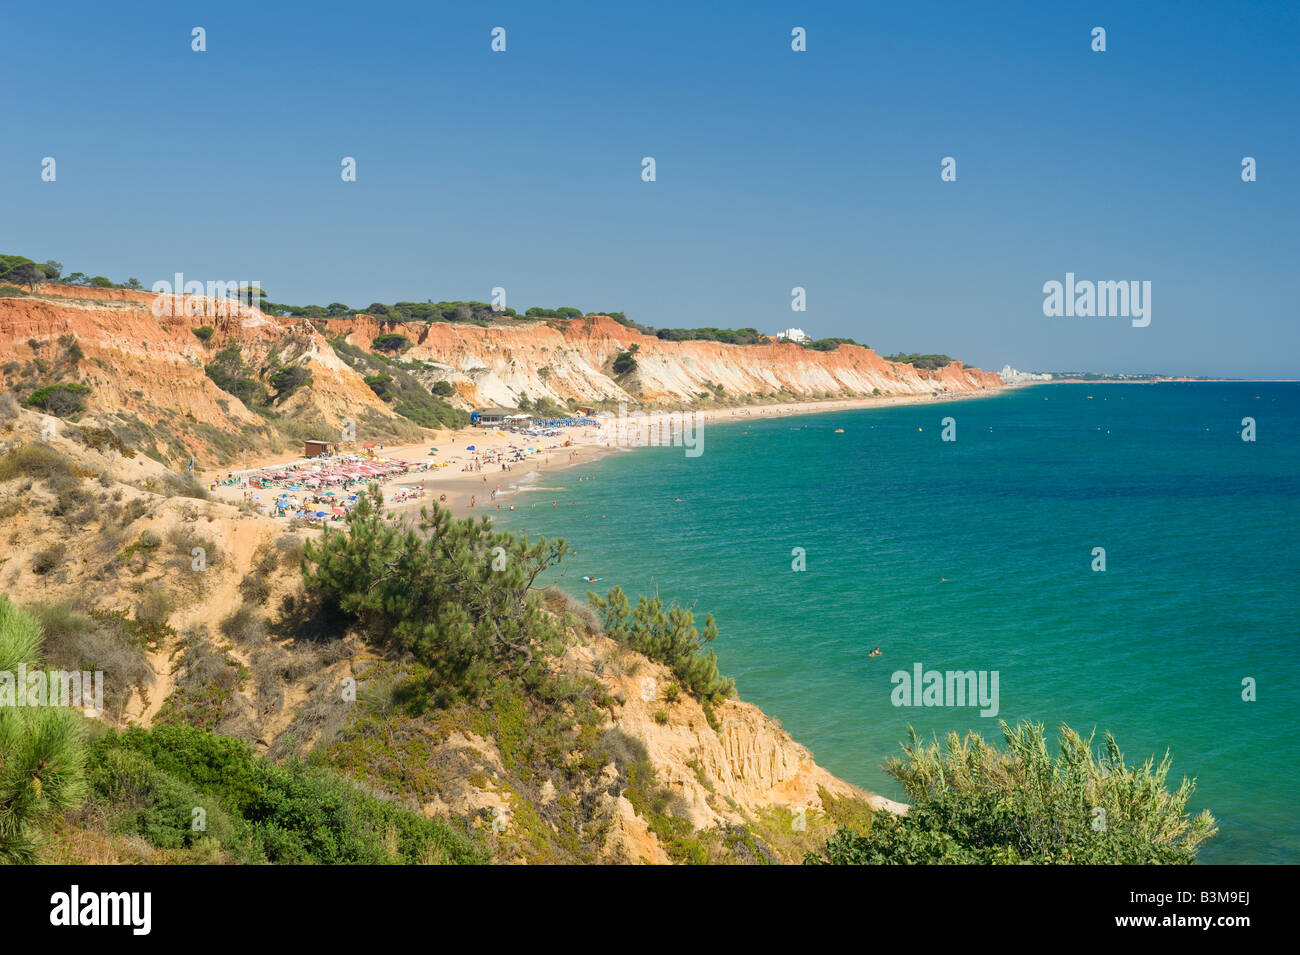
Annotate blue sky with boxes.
[2,1,1296,377]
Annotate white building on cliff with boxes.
[775,328,811,343]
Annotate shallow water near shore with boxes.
[492,382,1300,863]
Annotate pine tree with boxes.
[588,586,734,704]
[302,486,568,701]
[0,598,87,864]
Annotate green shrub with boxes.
[269,364,310,401]
[364,373,395,398]
[884,353,953,370]
[0,599,87,863]
[88,745,239,850]
[25,383,91,416]
[87,725,488,864]
[371,333,412,353]
[303,487,567,703]
[205,346,268,408]
[807,721,1218,865]
[329,338,466,428]
[588,586,734,704]
[656,327,767,345]
[612,346,638,376]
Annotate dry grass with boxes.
[219,604,267,647]
[0,442,76,482]
[27,600,153,719]
[31,541,66,575]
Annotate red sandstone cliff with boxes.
[325,312,1001,408]
[0,283,1002,463]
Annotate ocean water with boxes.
[493,382,1300,864]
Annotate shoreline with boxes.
[383,385,1028,519]
[204,385,1029,521]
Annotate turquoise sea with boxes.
[493,382,1300,864]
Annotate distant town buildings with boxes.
[1000,364,1053,384]
[775,328,811,343]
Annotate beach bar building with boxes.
[304,439,330,458]
[470,408,512,427]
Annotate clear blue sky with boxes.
[2,1,1296,377]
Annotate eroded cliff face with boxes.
[325,312,1003,409]
[0,392,899,864]
[0,285,399,459]
[0,283,1001,463]
[562,630,905,835]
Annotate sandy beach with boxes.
[203,388,1016,523]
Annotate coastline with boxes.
[206,385,1024,520]
[419,385,1033,518]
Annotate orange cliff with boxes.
[322,312,1003,408]
[1,283,1003,463]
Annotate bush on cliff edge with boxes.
[807,720,1217,865]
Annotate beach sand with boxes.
[204,389,1014,521]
